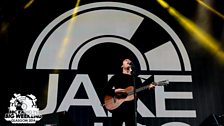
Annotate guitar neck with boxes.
[126,80,168,96]
[127,84,150,95]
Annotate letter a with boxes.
[57,74,106,117]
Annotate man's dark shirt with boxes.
[104,73,143,114]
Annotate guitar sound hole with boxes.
[115,92,128,99]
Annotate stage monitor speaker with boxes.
[200,114,224,126]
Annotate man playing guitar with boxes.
[103,58,155,126]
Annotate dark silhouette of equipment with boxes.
[200,114,224,126]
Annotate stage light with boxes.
[157,0,224,63]
[157,0,169,9]
[0,22,9,33]
[24,0,34,9]
[196,0,224,20]
[58,0,80,59]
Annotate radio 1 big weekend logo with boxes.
[6,2,196,125]
[5,94,42,124]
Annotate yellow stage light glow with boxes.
[58,0,80,59]
[50,0,80,87]
[24,0,34,9]
[196,0,224,20]
[49,0,81,74]
[157,0,224,63]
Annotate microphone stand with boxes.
[130,65,137,126]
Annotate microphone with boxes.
[129,62,135,68]
[129,62,135,74]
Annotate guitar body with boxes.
[103,80,169,111]
[103,86,135,110]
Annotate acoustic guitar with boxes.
[103,80,169,110]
